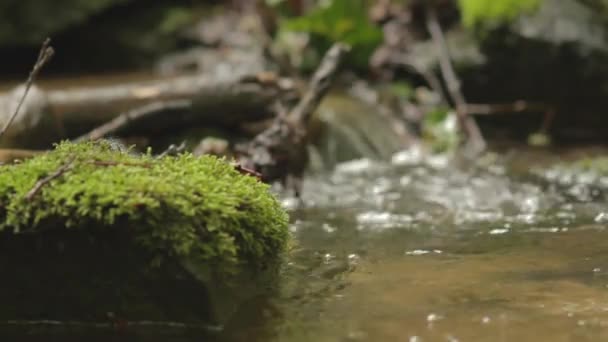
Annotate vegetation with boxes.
[459,0,541,28]
[277,0,382,70]
[0,141,289,270]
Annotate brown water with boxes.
[218,148,608,342]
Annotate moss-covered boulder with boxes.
[0,141,289,329]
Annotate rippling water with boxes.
[223,147,608,342]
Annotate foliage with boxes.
[527,132,551,147]
[422,108,460,153]
[458,0,541,28]
[0,141,289,270]
[387,82,414,101]
[279,0,382,70]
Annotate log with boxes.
[0,72,298,147]
[50,73,297,136]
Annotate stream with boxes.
[3,76,608,341]
[217,147,608,342]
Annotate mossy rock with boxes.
[0,141,289,328]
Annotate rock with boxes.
[459,0,608,142]
[0,141,289,325]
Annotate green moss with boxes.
[0,141,289,270]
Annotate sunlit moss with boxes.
[0,141,289,269]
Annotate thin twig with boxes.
[465,101,553,115]
[289,43,351,124]
[0,38,54,139]
[425,6,485,154]
[25,155,75,200]
[156,141,186,158]
[236,43,349,197]
[75,99,192,142]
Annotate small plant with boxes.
[422,108,460,153]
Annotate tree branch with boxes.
[0,38,54,139]
[289,43,351,125]
[75,100,192,142]
[426,6,485,154]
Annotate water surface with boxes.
[225,148,608,342]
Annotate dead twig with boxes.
[232,162,263,180]
[25,155,75,200]
[237,43,349,196]
[75,99,192,142]
[0,38,54,139]
[290,43,351,125]
[465,101,553,115]
[425,6,485,154]
[466,101,556,134]
[156,141,186,158]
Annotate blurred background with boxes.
[1,0,607,156]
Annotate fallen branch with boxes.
[75,100,192,141]
[0,67,297,148]
[237,43,349,195]
[25,155,75,200]
[290,43,351,124]
[0,38,54,139]
[426,6,485,154]
[49,72,296,134]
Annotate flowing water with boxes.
[216,147,608,342]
